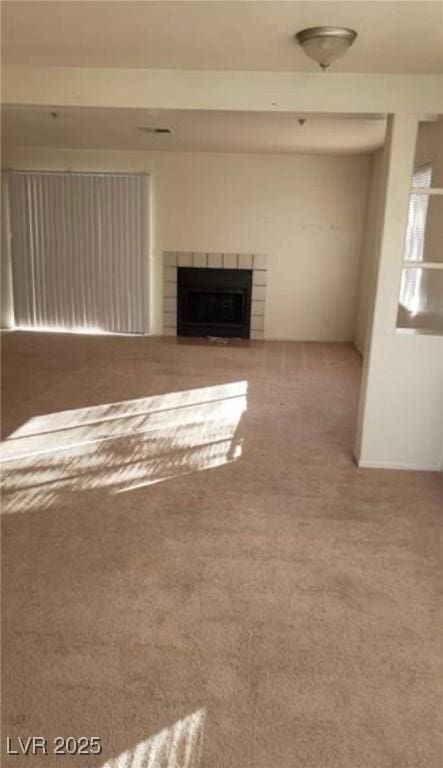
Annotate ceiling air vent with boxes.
[137,127,173,135]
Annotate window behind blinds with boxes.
[6,171,150,334]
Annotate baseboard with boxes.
[263,336,354,343]
[358,459,441,472]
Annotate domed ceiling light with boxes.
[295,27,357,70]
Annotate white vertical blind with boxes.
[7,171,150,334]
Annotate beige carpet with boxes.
[1,333,442,768]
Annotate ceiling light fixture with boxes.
[295,27,357,71]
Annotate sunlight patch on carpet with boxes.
[101,708,206,768]
[0,382,247,513]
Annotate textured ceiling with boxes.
[1,106,387,154]
[2,1,443,74]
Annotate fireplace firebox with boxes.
[177,267,252,338]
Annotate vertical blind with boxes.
[7,171,150,334]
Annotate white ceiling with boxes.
[1,106,387,154]
[2,1,443,74]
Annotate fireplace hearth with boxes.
[177,267,252,338]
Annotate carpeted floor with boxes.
[1,332,442,768]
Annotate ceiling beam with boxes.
[2,66,443,115]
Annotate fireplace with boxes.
[163,252,267,340]
[177,267,252,338]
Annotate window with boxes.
[396,126,443,335]
[399,166,432,314]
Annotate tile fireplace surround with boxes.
[162,252,268,340]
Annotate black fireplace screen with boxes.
[177,267,252,338]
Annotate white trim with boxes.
[411,187,443,195]
[401,261,443,269]
[395,327,443,337]
[358,459,441,472]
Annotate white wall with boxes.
[414,121,443,263]
[5,66,443,115]
[354,149,387,355]
[2,146,370,339]
[356,120,443,354]
[356,115,443,472]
